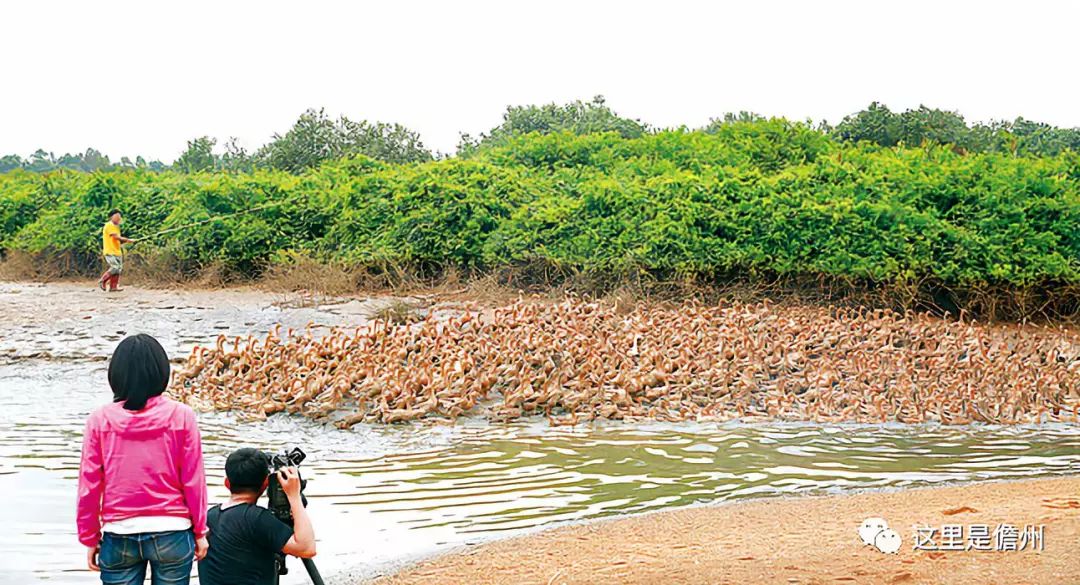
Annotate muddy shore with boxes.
[374,477,1080,585]
[0,281,423,361]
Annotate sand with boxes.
[374,477,1080,585]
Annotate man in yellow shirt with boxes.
[98,209,133,291]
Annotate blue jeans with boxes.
[98,530,194,585]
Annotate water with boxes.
[2,362,1079,584]
[1,284,1078,583]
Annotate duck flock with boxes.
[172,298,1080,426]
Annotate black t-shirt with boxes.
[198,503,294,585]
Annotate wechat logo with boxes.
[859,517,902,554]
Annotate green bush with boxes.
[0,126,1076,307]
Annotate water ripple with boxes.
[1,362,1078,584]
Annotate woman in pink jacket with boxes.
[77,334,209,584]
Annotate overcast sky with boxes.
[4,0,1078,161]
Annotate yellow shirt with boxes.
[103,222,122,256]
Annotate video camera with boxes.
[264,447,323,585]
[267,447,308,524]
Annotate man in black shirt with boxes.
[198,448,317,585]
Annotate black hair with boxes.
[226,448,271,494]
[108,334,170,411]
[107,209,121,219]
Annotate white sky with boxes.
[3,0,1079,161]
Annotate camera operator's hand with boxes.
[277,467,302,499]
[277,465,317,559]
[86,545,100,571]
[195,535,209,561]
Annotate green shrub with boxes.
[0,125,1076,307]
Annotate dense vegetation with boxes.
[6,99,1079,174]
[0,148,168,173]
[2,113,1077,319]
[832,102,1080,156]
[1,108,433,174]
[458,96,649,154]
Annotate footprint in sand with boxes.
[942,506,978,516]
[1041,498,1080,510]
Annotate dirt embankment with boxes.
[374,477,1080,585]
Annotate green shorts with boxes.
[105,255,123,275]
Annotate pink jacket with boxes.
[77,395,208,547]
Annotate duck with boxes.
[172,296,1080,427]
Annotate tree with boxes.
[257,109,340,172]
[833,103,1080,156]
[460,95,648,154]
[219,137,254,172]
[175,137,218,172]
[0,154,23,173]
[711,111,767,126]
[80,148,111,172]
[26,149,56,173]
[897,106,969,148]
[1,149,128,173]
[1010,118,1080,156]
[832,102,902,147]
[135,155,169,171]
[703,111,769,132]
[256,108,433,173]
[56,153,83,171]
[339,119,432,165]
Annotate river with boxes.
[1,283,1077,584]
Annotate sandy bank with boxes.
[374,477,1080,585]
